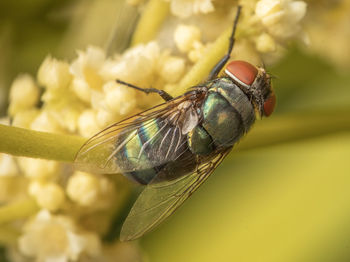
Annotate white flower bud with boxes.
[78,110,100,137]
[255,33,277,53]
[70,46,106,92]
[168,0,214,18]
[174,24,201,53]
[18,158,61,180]
[103,42,160,84]
[96,108,116,128]
[72,78,93,103]
[12,109,40,129]
[188,41,206,63]
[67,171,100,206]
[18,210,101,261]
[30,110,64,133]
[0,154,19,177]
[29,181,65,211]
[193,0,214,14]
[255,0,307,39]
[159,56,185,83]
[103,81,136,116]
[8,74,40,116]
[37,56,72,90]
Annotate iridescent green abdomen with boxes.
[114,118,196,184]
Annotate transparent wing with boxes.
[120,148,231,241]
[75,92,201,174]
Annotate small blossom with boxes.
[159,56,185,83]
[12,109,40,129]
[100,42,160,85]
[0,153,19,177]
[67,171,100,206]
[103,81,136,116]
[38,56,72,90]
[18,210,101,262]
[30,110,65,133]
[174,24,201,53]
[8,74,40,116]
[90,90,106,111]
[188,41,207,63]
[255,0,307,39]
[29,181,65,211]
[37,56,86,133]
[71,79,92,104]
[67,171,115,209]
[18,158,61,180]
[78,109,100,138]
[174,24,208,63]
[96,108,118,129]
[70,46,106,97]
[255,32,277,53]
[166,0,214,18]
[48,105,83,133]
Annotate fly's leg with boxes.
[116,79,173,101]
[208,5,242,80]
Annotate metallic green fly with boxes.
[75,6,276,241]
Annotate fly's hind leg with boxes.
[116,79,173,102]
[208,5,242,80]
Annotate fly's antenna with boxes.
[208,5,242,80]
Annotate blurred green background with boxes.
[1,0,350,261]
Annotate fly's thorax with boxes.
[200,84,253,148]
[208,78,256,131]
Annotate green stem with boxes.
[0,124,86,162]
[131,0,169,46]
[1,110,350,164]
[0,198,39,225]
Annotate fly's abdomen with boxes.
[201,79,256,148]
[114,120,159,184]
[114,118,196,184]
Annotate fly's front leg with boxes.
[116,79,173,102]
[208,5,242,80]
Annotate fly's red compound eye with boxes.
[263,92,276,117]
[225,60,258,87]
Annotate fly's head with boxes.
[224,60,276,117]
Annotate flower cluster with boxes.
[18,210,100,262]
[0,0,308,261]
[165,0,214,18]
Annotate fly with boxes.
[75,5,276,241]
